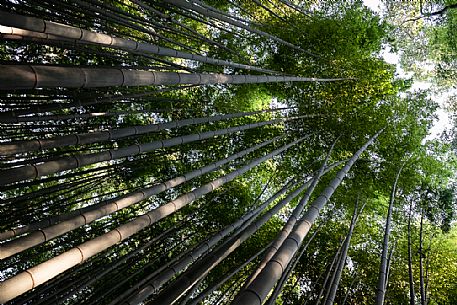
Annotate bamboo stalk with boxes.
[0,115,306,185]
[232,129,383,305]
[0,108,290,155]
[0,136,281,254]
[147,179,312,305]
[0,64,349,90]
[0,12,276,74]
[0,136,306,303]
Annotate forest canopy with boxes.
[0,1,456,305]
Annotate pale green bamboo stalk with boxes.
[187,249,266,305]
[2,109,174,124]
[131,0,237,55]
[0,14,275,74]
[0,136,281,256]
[0,64,349,90]
[0,108,289,155]
[116,180,295,305]
[132,159,343,305]
[325,201,364,305]
[0,86,194,120]
[145,180,312,305]
[376,163,405,305]
[162,0,315,56]
[0,136,306,303]
[314,239,346,305]
[243,138,338,287]
[232,129,383,305]
[0,115,306,185]
[265,220,325,305]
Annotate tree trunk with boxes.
[132,0,238,55]
[325,201,364,305]
[341,275,358,305]
[313,239,345,305]
[144,178,313,305]
[1,109,175,124]
[0,108,288,155]
[186,245,271,305]
[0,86,191,120]
[419,211,426,305]
[119,179,298,305]
[252,0,287,22]
[232,129,383,305]
[0,136,282,258]
[243,137,338,288]
[408,200,416,305]
[48,224,181,305]
[0,64,350,91]
[0,115,305,185]
[322,247,344,305]
[0,140,267,229]
[0,12,276,74]
[376,162,405,305]
[162,0,314,55]
[425,239,431,305]
[384,241,396,296]
[277,0,311,17]
[0,137,305,303]
[265,219,325,305]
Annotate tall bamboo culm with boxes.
[0,64,350,91]
[119,180,299,305]
[232,129,383,305]
[134,160,344,305]
[0,136,281,256]
[146,180,313,305]
[0,11,276,74]
[0,115,306,185]
[243,138,338,288]
[0,136,307,303]
[0,108,290,155]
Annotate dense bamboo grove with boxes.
[0,1,456,305]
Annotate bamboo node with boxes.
[29,65,38,89]
[25,270,36,288]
